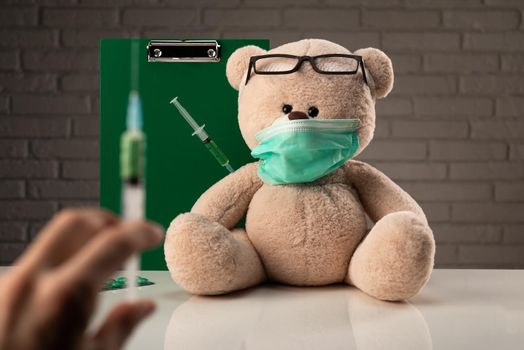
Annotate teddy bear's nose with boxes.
[288,111,308,120]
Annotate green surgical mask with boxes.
[251,119,360,185]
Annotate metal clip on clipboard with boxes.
[147,40,221,63]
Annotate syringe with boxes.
[121,90,146,299]
[170,97,234,173]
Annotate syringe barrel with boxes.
[204,138,230,167]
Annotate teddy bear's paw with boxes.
[347,211,435,301]
[164,212,265,295]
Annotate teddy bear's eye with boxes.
[308,106,319,118]
[282,104,293,114]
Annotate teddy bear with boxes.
[164,38,435,301]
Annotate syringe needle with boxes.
[170,97,203,135]
[170,97,234,173]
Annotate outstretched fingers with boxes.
[55,220,164,290]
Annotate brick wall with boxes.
[1,0,523,268]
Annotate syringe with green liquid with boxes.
[170,97,234,173]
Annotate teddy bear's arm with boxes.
[343,160,427,224]
[191,162,263,229]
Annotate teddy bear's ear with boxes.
[226,45,267,90]
[354,47,394,99]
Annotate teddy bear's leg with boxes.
[164,212,266,295]
[346,211,435,301]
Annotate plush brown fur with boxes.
[164,39,435,301]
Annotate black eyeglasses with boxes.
[245,54,368,86]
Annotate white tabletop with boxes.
[94,269,524,350]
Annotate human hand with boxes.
[0,208,164,350]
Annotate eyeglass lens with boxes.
[254,56,359,74]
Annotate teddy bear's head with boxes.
[226,38,394,157]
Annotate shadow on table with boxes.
[163,284,432,350]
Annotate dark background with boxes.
[1,0,523,268]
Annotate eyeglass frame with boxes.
[245,53,368,86]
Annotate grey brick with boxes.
[433,224,502,244]
[393,75,457,95]
[29,180,98,199]
[495,182,524,202]
[61,74,98,91]
[358,140,426,161]
[503,225,524,244]
[414,97,493,117]
[459,245,524,266]
[62,160,99,179]
[123,8,197,27]
[363,10,440,29]
[147,28,221,40]
[419,202,450,222]
[501,54,524,72]
[0,96,9,114]
[0,6,37,26]
[389,54,422,73]
[383,32,460,51]
[0,160,59,178]
[0,73,57,92]
[375,97,412,116]
[461,76,524,95]
[12,95,90,115]
[22,50,98,71]
[91,96,99,113]
[301,32,380,51]
[464,33,524,51]
[206,9,280,27]
[452,203,524,223]
[471,121,524,139]
[0,201,57,220]
[434,244,459,266]
[429,141,507,160]
[443,10,519,30]
[163,0,239,5]
[283,9,358,29]
[509,143,524,160]
[0,181,25,199]
[31,139,99,159]
[0,51,19,70]
[496,97,524,117]
[243,0,314,5]
[484,0,524,6]
[326,0,402,6]
[62,29,136,48]
[391,121,468,138]
[0,118,69,138]
[424,53,499,73]
[399,182,492,201]
[450,162,524,180]
[0,223,27,242]
[0,243,26,264]
[0,140,28,157]
[373,120,389,138]
[405,0,483,7]
[372,162,447,180]
[43,8,118,28]
[78,0,161,4]
[0,29,57,48]
[72,118,98,137]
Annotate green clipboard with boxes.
[100,38,270,270]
